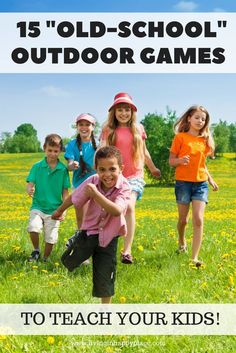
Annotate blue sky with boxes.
[1,1,236,145]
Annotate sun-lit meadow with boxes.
[0,153,235,352]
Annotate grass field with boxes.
[0,153,235,352]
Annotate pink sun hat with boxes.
[76,113,96,125]
[108,92,137,112]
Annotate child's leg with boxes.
[177,203,190,248]
[191,200,206,261]
[92,237,118,301]
[43,215,60,259]
[44,242,54,258]
[123,192,138,256]
[101,297,112,304]
[30,232,40,250]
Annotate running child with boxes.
[52,146,131,303]
[100,92,161,264]
[26,134,70,262]
[64,113,97,228]
[169,105,218,267]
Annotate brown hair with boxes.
[76,131,97,177]
[174,105,215,152]
[94,146,123,169]
[43,134,63,150]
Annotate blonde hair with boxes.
[174,105,215,153]
[103,104,144,163]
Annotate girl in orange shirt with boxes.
[169,105,218,267]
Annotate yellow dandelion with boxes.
[54,262,60,267]
[137,245,144,251]
[201,282,207,288]
[0,335,6,340]
[222,253,230,259]
[229,276,234,286]
[119,296,127,303]
[41,269,48,273]
[47,336,55,345]
[106,347,114,353]
[32,265,38,269]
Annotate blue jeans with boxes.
[175,180,208,204]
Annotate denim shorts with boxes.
[127,177,145,200]
[175,180,208,204]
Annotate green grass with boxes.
[0,153,236,352]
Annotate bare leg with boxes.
[30,232,40,249]
[123,192,138,255]
[177,203,190,248]
[101,297,112,304]
[191,200,206,261]
[44,242,54,258]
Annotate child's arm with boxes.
[143,141,161,178]
[206,169,219,191]
[85,183,123,216]
[26,182,35,197]
[67,159,79,171]
[169,152,190,167]
[51,195,73,220]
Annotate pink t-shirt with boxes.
[100,124,147,178]
[71,174,131,247]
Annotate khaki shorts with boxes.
[27,209,60,244]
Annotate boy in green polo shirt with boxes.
[26,134,70,262]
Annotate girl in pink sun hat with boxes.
[100,92,161,264]
[64,113,97,229]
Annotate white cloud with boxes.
[174,1,198,12]
[213,8,226,13]
[40,85,70,97]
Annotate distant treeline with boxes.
[1,115,236,184]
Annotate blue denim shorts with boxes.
[127,177,145,200]
[175,180,208,204]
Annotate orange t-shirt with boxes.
[170,132,211,182]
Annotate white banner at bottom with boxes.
[0,304,235,335]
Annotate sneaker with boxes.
[176,244,187,254]
[192,259,203,268]
[82,259,90,265]
[28,250,40,262]
[121,253,133,264]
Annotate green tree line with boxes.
[1,117,236,184]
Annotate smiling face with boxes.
[188,110,207,135]
[114,103,132,127]
[77,120,94,141]
[96,157,122,191]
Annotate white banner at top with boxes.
[0,12,236,73]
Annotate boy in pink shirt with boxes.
[52,146,131,303]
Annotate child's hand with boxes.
[208,178,219,191]
[26,183,35,197]
[84,183,98,198]
[68,160,79,170]
[150,167,161,178]
[51,210,63,220]
[179,155,190,166]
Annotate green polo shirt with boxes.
[27,158,70,214]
